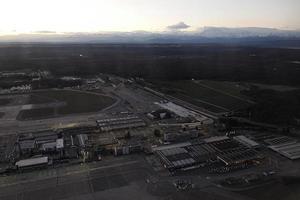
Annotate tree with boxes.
[125,131,131,139]
[154,129,161,137]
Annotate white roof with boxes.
[234,135,259,147]
[153,142,192,151]
[56,138,64,149]
[204,136,229,143]
[269,143,300,160]
[16,157,48,168]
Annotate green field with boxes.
[151,80,252,113]
[17,90,116,120]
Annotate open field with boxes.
[151,80,252,113]
[26,94,55,104]
[249,83,298,92]
[1,44,300,86]
[17,107,56,120]
[17,90,116,120]
[196,80,249,98]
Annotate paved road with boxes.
[0,154,256,200]
[0,155,155,200]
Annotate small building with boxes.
[40,142,57,152]
[77,134,88,147]
[56,138,64,149]
[19,140,36,154]
[147,109,172,120]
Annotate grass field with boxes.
[151,80,252,113]
[17,107,56,120]
[27,94,55,104]
[17,90,116,120]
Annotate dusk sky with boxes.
[0,0,299,34]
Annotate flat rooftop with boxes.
[15,156,48,168]
[233,135,259,147]
[269,143,300,160]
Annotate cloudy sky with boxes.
[0,0,299,34]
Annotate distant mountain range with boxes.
[1,27,300,47]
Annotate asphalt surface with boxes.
[0,155,155,200]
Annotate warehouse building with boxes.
[269,142,300,160]
[233,135,260,148]
[163,130,199,143]
[155,135,263,173]
[19,140,36,155]
[114,137,144,156]
[15,156,49,170]
[155,142,215,172]
[97,115,146,132]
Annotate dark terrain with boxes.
[1,43,300,126]
[0,43,300,85]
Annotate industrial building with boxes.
[114,136,144,156]
[96,115,146,132]
[269,143,300,160]
[40,138,64,152]
[233,135,260,148]
[266,136,300,160]
[19,140,36,154]
[163,129,199,143]
[15,156,49,170]
[155,141,216,172]
[155,135,263,173]
[147,109,172,120]
[264,136,297,146]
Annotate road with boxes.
[0,154,255,200]
[0,155,156,200]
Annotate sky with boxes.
[0,0,299,34]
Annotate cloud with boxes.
[167,22,190,30]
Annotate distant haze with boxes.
[1,27,300,45]
[0,0,300,34]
